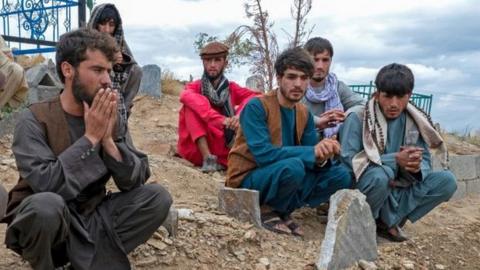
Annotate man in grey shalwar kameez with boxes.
[339,63,456,242]
[1,28,172,269]
[302,37,365,140]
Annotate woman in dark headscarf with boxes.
[88,3,143,140]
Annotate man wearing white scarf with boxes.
[302,37,364,139]
[339,63,456,242]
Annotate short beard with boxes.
[311,75,325,83]
[204,68,224,82]
[279,86,303,103]
[72,72,94,106]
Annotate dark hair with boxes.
[375,63,414,96]
[96,6,120,31]
[274,47,314,77]
[55,28,118,83]
[304,37,334,58]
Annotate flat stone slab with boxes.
[317,189,377,270]
[218,186,261,227]
[139,64,162,98]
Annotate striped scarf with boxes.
[305,73,344,138]
[201,74,234,117]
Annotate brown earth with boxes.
[0,94,479,270]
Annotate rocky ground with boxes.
[0,94,479,270]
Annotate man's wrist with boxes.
[85,134,100,146]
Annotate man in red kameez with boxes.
[177,41,258,172]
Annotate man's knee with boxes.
[143,184,173,218]
[436,171,457,200]
[357,167,392,196]
[20,192,67,222]
[329,163,354,189]
[279,158,306,187]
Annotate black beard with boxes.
[311,76,325,83]
[203,68,224,82]
[72,73,94,106]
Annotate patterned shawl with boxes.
[305,73,344,138]
[351,97,448,180]
[201,74,234,117]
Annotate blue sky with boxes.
[44,0,480,131]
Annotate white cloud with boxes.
[91,0,479,131]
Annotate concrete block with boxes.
[218,187,261,227]
[448,155,479,180]
[452,179,467,200]
[317,190,377,270]
[139,64,162,98]
[466,178,480,195]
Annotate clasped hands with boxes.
[84,88,118,147]
[315,109,345,130]
[314,137,340,165]
[396,146,423,173]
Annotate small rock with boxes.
[178,208,194,220]
[244,230,257,241]
[402,260,415,270]
[135,256,157,267]
[163,238,173,245]
[148,239,168,251]
[259,257,270,266]
[255,263,267,270]
[358,259,377,270]
[435,264,446,270]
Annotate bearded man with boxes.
[302,37,364,139]
[177,41,258,172]
[1,28,172,270]
[227,48,352,236]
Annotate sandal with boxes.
[261,212,291,235]
[282,215,304,237]
[377,224,409,242]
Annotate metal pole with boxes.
[78,0,86,27]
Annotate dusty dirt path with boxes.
[0,94,479,269]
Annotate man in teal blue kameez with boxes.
[227,48,352,236]
[339,63,456,242]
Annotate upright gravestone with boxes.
[139,64,162,98]
[218,186,262,228]
[316,189,377,270]
[25,63,63,104]
[245,75,265,93]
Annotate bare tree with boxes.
[193,0,316,91]
[286,0,314,48]
[227,0,279,91]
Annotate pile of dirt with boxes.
[0,94,479,269]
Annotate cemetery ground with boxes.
[0,93,479,269]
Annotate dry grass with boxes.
[161,69,184,96]
[442,131,480,155]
